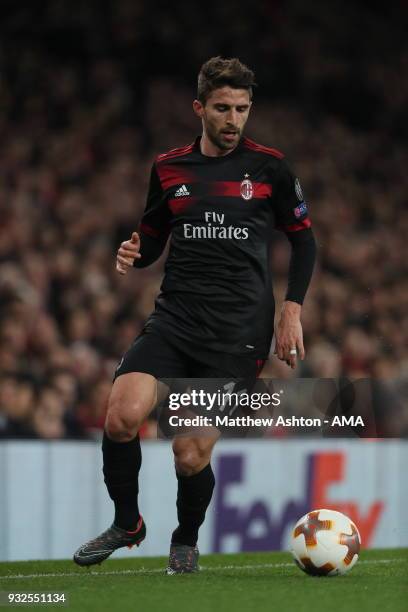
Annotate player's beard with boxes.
[206,122,241,151]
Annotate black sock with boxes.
[171,463,215,547]
[102,431,142,531]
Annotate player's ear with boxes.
[193,99,204,118]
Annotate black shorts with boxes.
[114,329,265,380]
[115,329,269,439]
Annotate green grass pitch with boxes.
[0,549,406,612]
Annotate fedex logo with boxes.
[213,452,384,552]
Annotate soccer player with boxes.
[73,57,316,574]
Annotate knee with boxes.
[105,397,143,442]
[173,442,210,476]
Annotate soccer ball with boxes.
[290,509,361,576]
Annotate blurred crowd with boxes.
[0,0,407,439]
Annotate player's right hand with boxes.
[116,232,141,275]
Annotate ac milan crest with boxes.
[240,174,253,201]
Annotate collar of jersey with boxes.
[193,135,245,161]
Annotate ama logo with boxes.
[213,452,383,552]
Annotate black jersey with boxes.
[138,136,312,359]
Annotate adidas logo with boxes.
[174,184,190,197]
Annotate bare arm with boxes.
[275,301,304,369]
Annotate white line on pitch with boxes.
[0,558,403,581]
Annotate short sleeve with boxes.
[139,164,171,241]
[273,160,312,235]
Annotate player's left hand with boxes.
[274,301,305,369]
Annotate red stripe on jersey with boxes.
[243,138,284,159]
[281,218,312,232]
[159,149,194,164]
[140,223,160,238]
[156,144,194,162]
[168,196,196,214]
[210,181,272,198]
[156,164,196,191]
[256,359,266,377]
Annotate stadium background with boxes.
[0,0,407,560]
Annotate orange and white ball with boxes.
[291,509,361,576]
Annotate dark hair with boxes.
[197,56,256,104]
